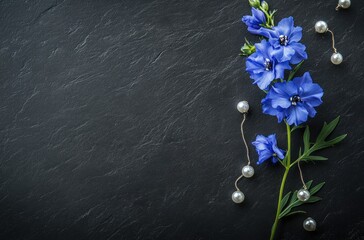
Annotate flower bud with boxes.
[241,43,256,56]
[249,0,261,8]
[261,1,269,11]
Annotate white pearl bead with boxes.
[331,52,343,65]
[232,190,245,203]
[237,101,249,113]
[297,189,310,202]
[303,217,317,231]
[315,21,328,33]
[242,165,254,178]
[338,0,351,8]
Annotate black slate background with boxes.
[0,0,363,239]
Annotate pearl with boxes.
[315,21,328,33]
[303,217,317,231]
[237,101,249,113]
[297,189,310,202]
[331,52,343,65]
[232,190,245,203]
[338,0,351,8]
[242,165,254,178]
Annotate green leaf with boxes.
[284,210,306,217]
[303,126,310,152]
[279,180,324,219]
[309,182,325,195]
[280,191,291,209]
[303,155,328,161]
[279,208,292,218]
[315,134,347,151]
[279,201,304,218]
[287,61,304,81]
[324,134,347,146]
[305,180,313,189]
[317,116,340,142]
[306,196,322,203]
[291,125,304,132]
[298,147,302,158]
[290,190,298,204]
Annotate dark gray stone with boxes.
[0,0,363,239]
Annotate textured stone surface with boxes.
[0,0,363,239]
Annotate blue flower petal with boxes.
[257,149,273,164]
[276,17,294,36]
[252,134,285,165]
[242,8,268,36]
[265,17,307,63]
[289,42,308,64]
[286,104,309,126]
[262,73,323,126]
[289,26,303,42]
[246,40,292,90]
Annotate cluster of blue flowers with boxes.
[242,5,324,164]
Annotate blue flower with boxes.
[246,40,291,90]
[252,134,285,164]
[242,8,268,35]
[262,72,324,126]
[261,17,307,64]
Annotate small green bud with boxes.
[261,1,269,11]
[240,42,256,56]
[248,0,261,8]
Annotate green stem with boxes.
[270,123,291,240]
[286,122,291,166]
[258,7,274,28]
[270,168,289,240]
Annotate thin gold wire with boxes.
[297,160,307,189]
[327,29,338,53]
[234,113,251,191]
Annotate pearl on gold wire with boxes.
[231,100,254,204]
[237,100,249,113]
[232,190,245,203]
[336,0,351,10]
[296,160,311,202]
[315,21,343,65]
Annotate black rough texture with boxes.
[0,0,363,239]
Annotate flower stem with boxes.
[270,123,291,240]
[286,122,291,166]
[270,168,289,240]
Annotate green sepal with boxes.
[261,1,269,11]
[249,0,261,8]
[240,39,256,56]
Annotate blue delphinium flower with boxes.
[252,134,285,164]
[242,8,268,35]
[262,72,324,126]
[246,40,291,90]
[260,17,307,64]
